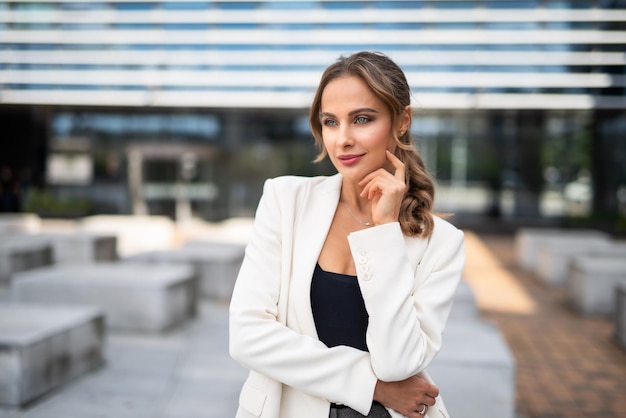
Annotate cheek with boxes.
[321,133,333,151]
[386,136,397,153]
[322,127,343,147]
[369,127,394,150]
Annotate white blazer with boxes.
[229,174,465,418]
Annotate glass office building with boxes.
[1,0,625,221]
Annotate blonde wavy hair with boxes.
[309,51,435,238]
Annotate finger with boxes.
[414,404,428,416]
[386,150,405,181]
[359,175,384,199]
[415,379,439,398]
[362,177,394,201]
[358,168,393,187]
[422,388,438,401]
[359,177,373,199]
[362,182,383,201]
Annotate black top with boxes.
[310,263,369,352]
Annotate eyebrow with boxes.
[320,107,380,119]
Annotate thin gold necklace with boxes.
[342,202,373,227]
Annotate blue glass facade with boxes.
[0,0,624,222]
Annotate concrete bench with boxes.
[0,213,41,235]
[11,263,197,333]
[536,240,625,286]
[124,241,245,301]
[8,232,118,265]
[0,303,104,407]
[41,232,118,264]
[514,228,610,271]
[0,236,53,285]
[615,284,626,350]
[428,319,516,418]
[176,217,254,246]
[78,215,176,257]
[568,256,626,316]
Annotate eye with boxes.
[354,115,370,124]
[322,119,338,127]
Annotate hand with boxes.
[358,150,406,226]
[373,374,438,418]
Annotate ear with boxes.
[397,105,412,136]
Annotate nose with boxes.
[337,125,354,148]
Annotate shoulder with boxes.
[430,215,464,244]
[415,215,465,270]
[257,174,340,223]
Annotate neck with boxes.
[338,176,375,227]
[340,181,367,209]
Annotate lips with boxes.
[337,154,365,166]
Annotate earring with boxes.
[399,131,405,136]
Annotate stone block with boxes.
[568,256,626,316]
[536,240,618,286]
[78,215,176,257]
[428,320,516,418]
[124,241,245,301]
[181,240,246,253]
[11,263,197,333]
[514,227,609,271]
[0,236,53,285]
[41,232,118,264]
[0,214,41,235]
[7,232,118,265]
[176,217,254,246]
[615,284,626,350]
[0,303,104,407]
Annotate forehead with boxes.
[320,75,384,112]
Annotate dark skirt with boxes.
[329,402,392,418]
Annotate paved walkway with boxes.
[0,300,249,418]
[2,227,625,418]
[464,231,626,418]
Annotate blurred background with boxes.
[1,0,625,235]
[1,2,626,418]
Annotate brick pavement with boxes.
[464,231,626,418]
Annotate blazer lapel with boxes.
[286,174,431,336]
[290,174,342,338]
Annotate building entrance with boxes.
[126,144,222,222]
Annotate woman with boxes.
[229,51,465,418]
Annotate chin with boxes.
[337,167,369,181]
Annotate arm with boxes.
[229,178,378,415]
[348,220,465,382]
[375,375,439,418]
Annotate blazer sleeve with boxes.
[229,178,378,415]
[347,220,465,382]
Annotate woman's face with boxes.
[319,75,401,182]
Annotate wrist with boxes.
[373,380,386,404]
[374,218,397,226]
